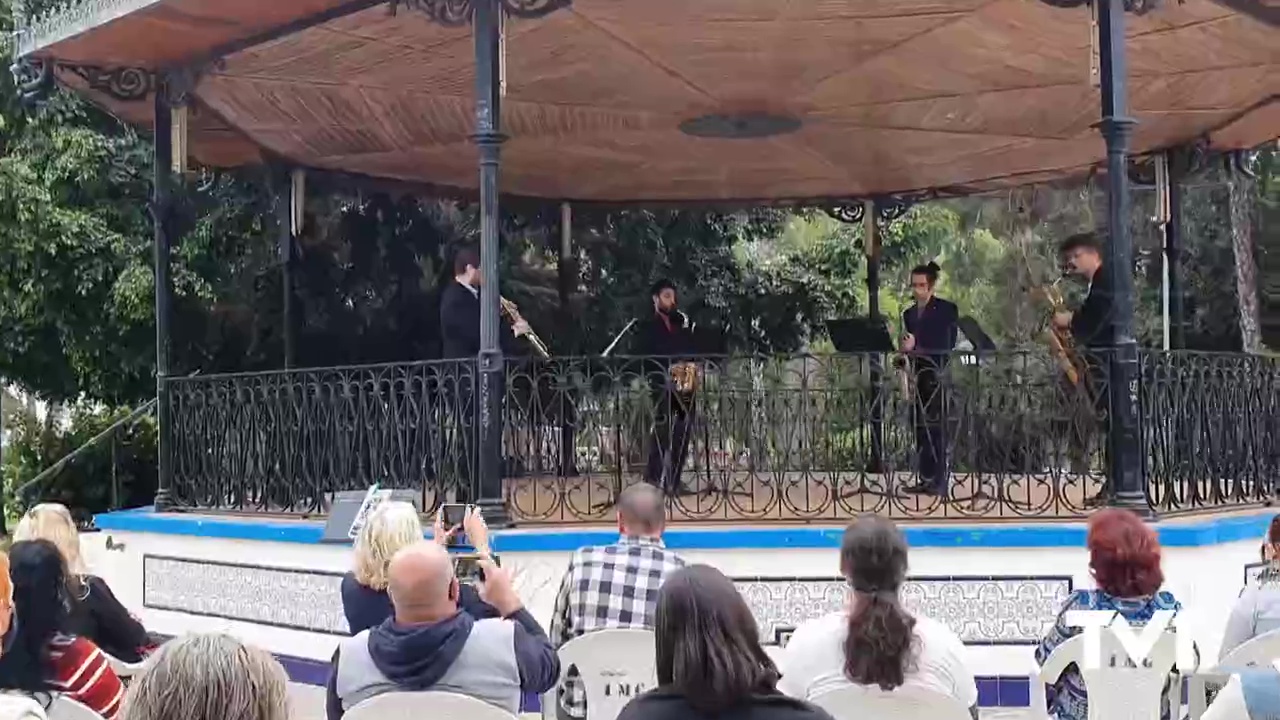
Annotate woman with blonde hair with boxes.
[14,504,153,662]
[119,633,289,720]
[341,502,498,634]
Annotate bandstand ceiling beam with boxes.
[1206,0,1280,26]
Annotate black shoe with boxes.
[1084,492,1112,508]
[901,482,941,496]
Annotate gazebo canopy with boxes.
[19,0,1279,203]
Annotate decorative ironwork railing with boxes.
[165,351,1280,522]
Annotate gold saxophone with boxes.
[1042,277,1083,386]
[499,296,551,358]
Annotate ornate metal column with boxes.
[1164,151,1186,351]
[473,0,509,524]
[1096,0,1145,513]
[275,167,296,368]
[152,79,175,511]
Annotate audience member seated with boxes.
[119,633,289,720]
[1201,668,1280,720]
[1035,508,1184,720]
[550,484,686,720]
[342,503,497,634]
[778,515,977,718]
[0,552,49,720]
[1221,514,1280,659]
[14,504,154,663]
[616,564,833,720]
[327,541,559,719]
[0,540,125,719]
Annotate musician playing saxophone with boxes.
[1051,231,1115,506]
[632,279,698,497]
[439,246,533,501]
[900,262,959,497]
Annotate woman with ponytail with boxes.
[778,516,976,716]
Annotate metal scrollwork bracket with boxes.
[389,0,572,26]
[822,203,865,225]
[61,63,155,101]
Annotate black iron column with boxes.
[474,0,509,524]
[1096,0,1145,513]
[866,201,885,473]
[152,81,175,511]
[277,169,296,368]
[1165,153,1186,350]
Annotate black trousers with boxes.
[644,390,696,495]
[448,368,505,504]
[913,358,949,492]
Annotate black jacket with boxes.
[340,572,500,635]
[1071,263,1116,349]
[630,311,697,391]
[617,688,835,720]
[67,575,153,663]
[439,281,521,360]
[902,297,959,356]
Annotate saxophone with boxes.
[1042,277,1083,386]
[499,296,551,358]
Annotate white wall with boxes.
[78,528,1262,678]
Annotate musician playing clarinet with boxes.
[632,279,697,497]
[900,262,959,497]
[1052,231,1115,506]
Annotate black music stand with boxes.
[958,317,997,354]
[826,317,894,498]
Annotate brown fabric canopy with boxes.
[27,0,1280,203]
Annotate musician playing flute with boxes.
[1051,231,1115,506]
[900,262,959,497]
[440,246,532,502]
[632,279,698,497]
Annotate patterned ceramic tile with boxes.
[735,575,1072,646]
[143,555,347,635]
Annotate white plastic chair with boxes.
[1031,629,1179,720]
[106,654,146,679]
[0,693,49,720]
[46,697,100,720]
[811,685,971,720]
[542,629,657,720]
[1188,628,1280,720]
[344,691,520,720]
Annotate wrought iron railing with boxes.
[164,351,1280,522]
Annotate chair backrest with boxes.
[1034,629,1179,720]
[105,654,146,679]
[811,685,971,720]
[46,697,100,720]
[551,629,658,720]
[0,693,49,720]
[343,691,519,720]
[1220,628,1280,670]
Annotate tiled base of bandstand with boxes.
[85,508,1274,712]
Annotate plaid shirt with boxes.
[549,535,685,718]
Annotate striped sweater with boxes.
[47,635,124,720]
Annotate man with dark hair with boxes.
[549,483,685,720]
[439,245,531,501]
[1052,231,1114,504]
[631,280,698,495]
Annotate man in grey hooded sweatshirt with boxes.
[326,542,559,718]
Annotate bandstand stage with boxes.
[11,0,1280,708]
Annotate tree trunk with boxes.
[1230,172,1261,352]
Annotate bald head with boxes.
[617,484,666,537]
[386,542,457,622]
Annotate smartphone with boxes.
[441,503,470,547]
[453,553,498,584]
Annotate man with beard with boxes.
[631,280,698,496]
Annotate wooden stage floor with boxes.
[500,471,1110,524]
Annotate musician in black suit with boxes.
[439,246,530,501]
[1052,231,1114,505]
[631,279,698,496]
[900,262,960,497]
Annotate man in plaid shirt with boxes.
[549,484,685,719]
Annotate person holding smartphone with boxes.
[342,503,499,635]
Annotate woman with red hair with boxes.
[1034,508,1183,720]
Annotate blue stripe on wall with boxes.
[95,506,1278,550]
[272,651,1035,709]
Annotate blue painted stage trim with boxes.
[94,506,1277,550]
[271,650,1034,709]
